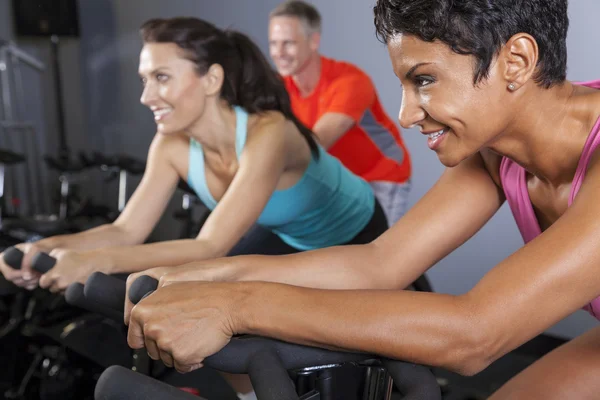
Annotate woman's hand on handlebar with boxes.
[126,280,249,373]
[38,249,103,293]
[0,242,48,289]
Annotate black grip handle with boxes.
[84,272,127,312]
[382,359,442,400]
[30,252,56,273]
[89,278,440,399]
[2,247,23,269]
[94,365,203,400]
[248,350,298,400]
[2,247,55,273]
[128,275,158,304]
[65,283,124,322]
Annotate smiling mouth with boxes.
[427,128,447,140]
[153,108,172,121]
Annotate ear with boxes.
[308,31,321,52]
[202,64,224,96]
[500,33,538,91]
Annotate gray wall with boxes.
[0,0,89,215]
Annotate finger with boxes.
[174,360,203,374]
[145,337,161,361]
[22,271,41,282]
[21,247,42,279]
[49,280,63,294]
[159,349,174,369]
[0,266,24,283]
[38,272,55,289]
[11,278,26,286]
[124,298,134,326]
[124,273,140,325]
[127,308,147,349]
[25,281,39,291]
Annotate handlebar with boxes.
[82,273,441,400]
[2,247,56,273]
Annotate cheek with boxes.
[179,85,206,116]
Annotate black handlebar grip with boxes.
[382,359,442,400]
[84,272,127,312]
[94,365,204,400]
[30,252,56,273]
[65,283,124,322]
[3,248,56,273]
[129,275,159,304]
[2,247,23,269]
[248,350,299,400]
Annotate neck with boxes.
[185,100,238,158]
[292,53,322,97]
[489,81,599,185]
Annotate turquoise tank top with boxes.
[187,106,375,250]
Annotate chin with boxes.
[156,124,181,136]
[436,151,468,168]
[276,65,296,77]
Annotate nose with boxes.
[140,81,157,107]
[398,88,426,129]
[270,43,283,60]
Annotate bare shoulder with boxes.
[147,132,190,173]
[251,111,287,131]
[246,111,290,144]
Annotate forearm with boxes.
[102,239,222,274]
[35,224,135,252]
[236,282,486,375]
[228,243,419,290]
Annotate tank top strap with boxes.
[569,116,600,206]
[234,106,249,158]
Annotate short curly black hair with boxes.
[373,0,569,88]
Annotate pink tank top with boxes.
[500,79,600,319]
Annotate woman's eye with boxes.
[156,74,169,82]
[415,76,434,87]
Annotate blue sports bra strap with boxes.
[234,106,249,157]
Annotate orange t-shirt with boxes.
[283,56,411,183]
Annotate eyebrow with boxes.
[405,62,432,79]
[138,67,168,77]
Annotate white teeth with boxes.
[428,129,445,140]
[154,109,172,117]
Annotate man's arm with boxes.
[312,113,356,148]
[312,72,376,148]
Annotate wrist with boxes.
[218,257,243,282]
[229,281,260,334]
[91,248,117,274]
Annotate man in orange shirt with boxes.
[269,0,412,225]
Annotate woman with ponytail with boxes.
[0,18,386,301]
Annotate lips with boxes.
[153,108,172,122]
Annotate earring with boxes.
[508,83,516,91]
